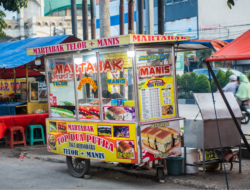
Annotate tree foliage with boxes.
[176,74,181,88]
[223,68,234,86]
[0,0,28,38]
[187,72,198,92]
[194,74,211,93]
[211,69,226,92]
[180,73,191,92]
[247,71,250,82]
[227,0,235,9]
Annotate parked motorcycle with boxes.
[241,100,250,124]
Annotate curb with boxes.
[25,153,221,189]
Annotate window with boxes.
[58,9,66,16]
[154,0,158,7]
[174,0,181,3]
[166,0,173,4]
[75,52,100,120]
[76,8,82,16]
[47,57,76,118]
[99,50,136,122]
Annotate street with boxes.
[0,156,192,189]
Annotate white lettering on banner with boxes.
[86,134,114,152]
[139,65,171,78]
[68,124,95,133]
[51,59,124,82]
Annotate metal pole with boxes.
[206,61,250,155]
[71,0,78,37]
[158,0,165,35]
[119,0,124,35]
[96,52,103,121]
[138,0,143,34]
[128,0,135,34]
[120,0,125,96]
[72,54,79,120]
[90,0,96,39]
[171,46,179,117]
[14,68,16,93]
[82,0,89,40]
[26,64,29,102]
[44,57,51,117]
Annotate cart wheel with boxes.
[66,156,90,178]
[156,166,165,182]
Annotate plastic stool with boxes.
[5,126,26,149]
[25,125,45,146]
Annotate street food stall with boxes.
[26,34,189,179]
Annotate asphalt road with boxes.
[0,156,192,189]
[179,104,250,134]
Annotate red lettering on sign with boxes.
[139,65,171,78]
[103,60,113,73]
[133,35,140,42]
[141,35,147,41]
[33,48,38,55]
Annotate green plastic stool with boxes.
[25,125,45,146]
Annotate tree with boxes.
[223,68,234,87]
[197,49,213,68]
[247,71,250,82]
[180,73,191,93]
[187,72,198,92]
[211,69,226,92]
[0,0,28,38]
[227,0,235,9]
[176,74,181,88]
[194,74,211,93]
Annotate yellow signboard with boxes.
[138,76,175,122]
[47,120,138,164]
[26,35,189,56]
[0,79,25,96]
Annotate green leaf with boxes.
[229,0,235,6]
[227,1,232,9]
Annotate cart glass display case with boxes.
[47,56,75,118]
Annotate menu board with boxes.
[138,76,175,123]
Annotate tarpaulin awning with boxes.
[206,29,250,62]
[0,35,80,69]
[175,39,233,52]
[0,68,44,79]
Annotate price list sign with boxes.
[138,76,175,122]
[140,88,161,120]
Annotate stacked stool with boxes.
[25,125,45,146]
[5,126,26,149]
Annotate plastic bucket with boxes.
[181,147,199,174]
[166,157,183,175]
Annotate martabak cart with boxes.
[26,34,189,180]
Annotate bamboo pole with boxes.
[26,64,29,102]
[14,68,16,93]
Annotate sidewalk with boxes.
[0,143,249,189]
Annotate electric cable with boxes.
[208,65,229,190]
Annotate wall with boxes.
[198,0,250,40]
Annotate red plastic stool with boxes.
[5,126,26,149]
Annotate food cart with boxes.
[26,34,189,180]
